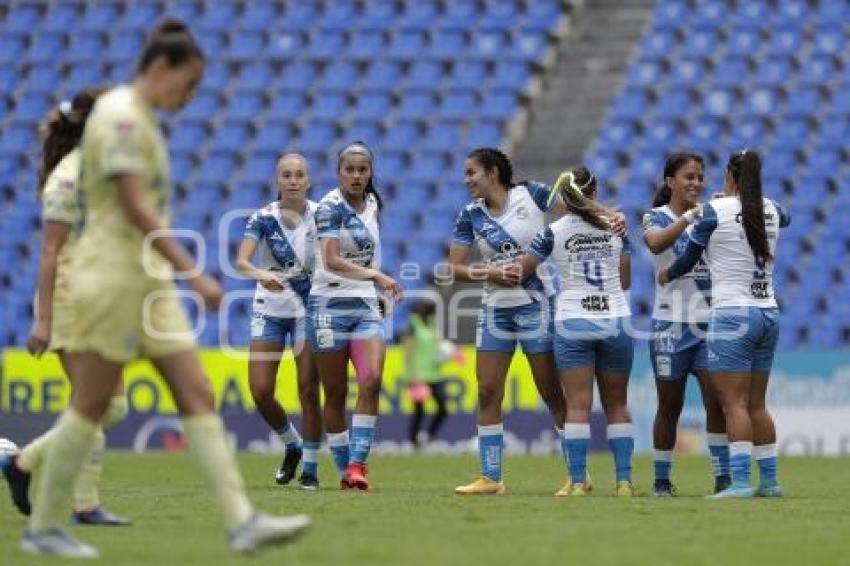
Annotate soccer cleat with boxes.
[275,445,303,486]
[298,473,319,491]
[2,456,32,516]
[755,484,783,498]
[341,462,369,491]
[229,513,311,554]
[454,476,506,496]
[709,484,755,499]
[714,474,732,494]
[554,474,593,497]
[21,528,99,559]
[72,506,132,526]
[652,479,677,497]
[616,481,635,497]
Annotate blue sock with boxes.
[754,443,778,488]
[350,414,377,464]
[729,441,753,486]
[564,423,590,484]
[607,423,634,483]
[276,421,302,452]
[555,426,569,471]
[654,449,672,482]
[302,441,320,477]
[707,433,730,478]
[327,431,350,474]
[478,424,503,481]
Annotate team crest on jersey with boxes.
[516,206,528,220]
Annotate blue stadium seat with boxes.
[227,33,265,62]
[80,3,121,32]
[310,93,348,122]
[726,27,763,59]
[297,122,337,153]
[611,90,650,120]
[428,30,469,61]
[239,2,278,31]
[685,119,724,152]
[702,88,736,118]
[397,93,437,120]
[266,92,308,121]
[267,31,307,60]
[599,119,638,152]
[729,118,766,148]
[304,29,348,60]
[363,61,402,90]
[712,58,751,88]
[196,151,238,183]
[653,1,689,30]
[281,2,319,29]
[644,120,680,148]
[754,57,792,87]
[816,1,848,25]
[235,63,275,91]
[42,3,82,32]
[165,1,202,23]
[814,25,846,57]
[361,0,399,28]
[65,65,106,94]
[388,29,428,61]
[3,4,42,33]
[66,33,107,63]
[9,94,52,123]
[469,30,505,61]
[276,61,316,92]
[767,27,804,57]
[240,153,278,184]
[0,34,26,64]
[799,56,838,87]
[398,0,439,30]
[382,121,422,149]
[320,61,359,93]
[656,90,693,118]
[785,88,822,118]
[814,118,849,150]
[481,0,520,31]
[440,91,477,122]
[405,61,444,91]
[641,32,676,61]
[178,93,220,122]
[733,0,770,29]
[352,93,392,122]
[169,123,207,153]
[0,125,37,153]
[682,29,718,59]
[23,66,62,94]
[320,0,358,30]
[491,61,531,91]
[508,31,548,63]
[27,33,65,64]
[523,0,563,32]
[344,120,381,146]
[121,2,161,30]
[105,30,144,63]
[479,91,517,121]
[626,60,663,88]
[346,29,386,61]
[421,123,461,152]
[197,1,238,31]
[222,93,264,121]
[445,60,487,90]
[252,121,292,153]
[210,122,252,153]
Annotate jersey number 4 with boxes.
[583,260,604,291]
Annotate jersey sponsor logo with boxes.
[316,329,334,349]
[656,355,672,378]
[581,294,610,312]
[516,206,529,220]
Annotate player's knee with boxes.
[477,383,502,410]
[297,380,320,407]
[249,380,275,405]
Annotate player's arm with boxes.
[27,221,71,356]
[115,174,222,308]
[643,206,700,254]
[659,204,717,284]
[235,236,285,291]
[620,236,632,290]
[320,237,402,300]
[447,244,520,287]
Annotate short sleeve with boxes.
[528,226,555,261]
[525,181,552,212]
[641,209,667,235]
[243,210,263,241]
[42,173,80,226]
[98,113,148,177]
[451,207,474,247]
[689,203,718,247]
[620,235,633,255]
[315,202,342,239]
[773,200,792,228]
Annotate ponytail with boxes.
[38,86,106,194]
[728,150,771,266]
[138,18,203,73]
[557,166,613,231]
[338,140,382,210]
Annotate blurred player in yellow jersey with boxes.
[21,20,309,558]
[1,88,131,527]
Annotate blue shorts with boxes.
[553,317,633,372]
[707,307,779,373]
[250,313,304,347]
[649,319,709,381]
[475,300,552,356]
[306,296,384,353]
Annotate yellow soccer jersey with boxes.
[41,147,82,298]
[76,84,172,277]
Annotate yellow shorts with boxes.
[49,289,75,352]
[67,271,197,364]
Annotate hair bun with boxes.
[152,18,188,35]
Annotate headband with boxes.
[338,142,373,162]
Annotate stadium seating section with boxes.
[585,0,850,348]
[1,0,847,349]
[0,0,563,346]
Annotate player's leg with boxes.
[649,319,685,495]
[24,352,121,558]
[293,332,321,490]
[153,350,309,550]
[695,370,731,492]
[426,381,449,441]
[750,308,781,496]
[560,365,595,494]
[410,400,426,447]
[345,335,384,490]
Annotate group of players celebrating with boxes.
[1,19,789,559]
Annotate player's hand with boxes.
[711,191,726,200]
[608,212,628,237]
[26,319,51,357]
[657,269,670,285]
[489,263,521,287]
[258,270,286,291]
[190,274,224,310]
[374,272,403,302]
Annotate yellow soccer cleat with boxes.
[616,480,636,497]
[454,476,506,496]
[554,474,594,497]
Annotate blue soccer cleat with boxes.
[755,484,783,498]
[708,484,755,499]
[72,506,132,526]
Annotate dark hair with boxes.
[38,86,106,193]
[728,150,771,266]
[410,300,436,323]
[137,19,203,73]
[559,166,612,231]
[468,147,513,188]
[338,140,383,210]
[653,152,705,207]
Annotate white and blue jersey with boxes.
[452,182,556,308]
[642,205,712,380]
[244,200,317,316]
[666,197,791,372]
[528,214,633,371]
[307,188,384,353]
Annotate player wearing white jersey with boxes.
[450,148,568,496]
[661,150,791,499]
[236,154,321,490]
[642,153,729,497]
[518,167,635,497]
[306,141,402,491]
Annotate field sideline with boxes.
[1,454,847,565]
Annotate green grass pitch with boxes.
[1,453,847,565]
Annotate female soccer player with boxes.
[642,153,729,496]
[22,20,309,558]
[660,150,790,499]
[450,148,569,496]
[236,153,321,490]
[307,141,402,491]
[2,89,130,526]
[517,167,635,497]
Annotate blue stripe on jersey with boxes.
[249,215,311,299]
[452,207,474,246]
[621,235,633,255]
[524,181,551,212]
[529,226,555,261]
[316,201,376,267]
[770,199,792,228]
[642,209,674,232]
[689,203,719,247]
